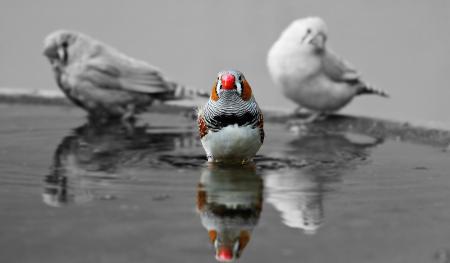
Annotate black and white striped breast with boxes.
[203,92,260,132]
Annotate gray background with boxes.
[1,0,449,124]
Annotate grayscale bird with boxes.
[267,17,388,122]
[43,30,208,121]
[197,70,264,163]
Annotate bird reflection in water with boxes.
[265,130,382,234]
[197,164,263,262]
[43,121,195,207]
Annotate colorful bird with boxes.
[267,17,388,122]
[197,70,264,163]
[43,30,208,121]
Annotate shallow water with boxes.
[1,104,450,263]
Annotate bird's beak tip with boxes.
[42,45,53,57]
[42,44,60,60]
[309,33,326,48]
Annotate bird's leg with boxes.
[294,106,302,115]
[122,104,136,122]
[310,112,327,122]
[293,106,308,117]
[121,104,137,135]
[121,118,136,136]
[287,111,325,127]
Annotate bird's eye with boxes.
[238,76,242,81]
[61,41,69,48]
[306,28,312,34]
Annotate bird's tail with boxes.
[357,83,389,98]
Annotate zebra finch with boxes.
[197,70,264,163]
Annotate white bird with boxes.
[267,17,388,122]
[43,30,208,121]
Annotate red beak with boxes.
[221,74,236,90]
[217,247,233,261]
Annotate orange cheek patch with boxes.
[241,80,252,101]
[210,81,219,101]
[208,230,217,243]
[238,231,251,253]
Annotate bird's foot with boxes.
[287,112,326,126]
[120,117,137,136]
[287,112,329,134]
[312,112,328,121]
[292,106,310,118]
[122,104,136,122]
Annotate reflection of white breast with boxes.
[198,165,262,231]
[264,170,323,234]
[201,181,260,209]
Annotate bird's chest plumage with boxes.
[269,43,353,111]
[53,64,71,92]
[198,96,264,162]
[55,61,86,95]
[55,62,97,110]
[202,96,259,131]
[268,42,321,88]
[200,124,262,163]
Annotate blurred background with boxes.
[1,0,449,124]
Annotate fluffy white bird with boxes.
[197,70,264,163]
[43,30,208,121]
[267,17,388,121]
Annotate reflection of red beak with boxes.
[221,74,236,90]
[217,246,233,262]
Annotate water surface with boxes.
[0,104,450,263]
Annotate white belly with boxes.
[268,42,356,112]
[201,124,262,163]
[285,75,356,112]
